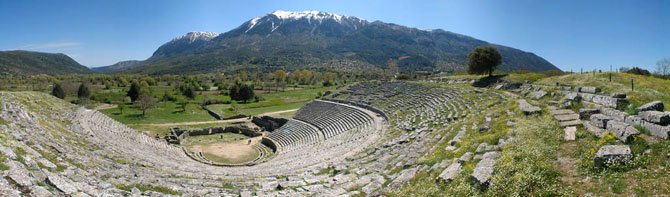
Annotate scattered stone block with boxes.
[590,114,612,128]
[601,108,627,121]
[529,90,547,100]
[458,152,473,163]
[564,92,582,102]
[579,108,600,120]
[625,115,670,139]
[388,168,418,188]
[564,126,576,141]
[580,86,601,93]
[437,162,462,183]
[638,111,670,125]
[517,99,541,115]
[7,161,35,187]
[583,121,605,138]
[29,186,52,197]
[240,191,252,197]
[594,145,632,168]
[611,93,626,99]
[475,143,489,153]
[559,120,582,127]
[0,146,17,160]
[637,101,664,112]
[643,123,670,139]
[550,109,574,115]
[470,152,499,191]
[606,121,640,143]
[46,173,77,194]
[555,114,579,121]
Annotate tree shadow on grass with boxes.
[472,74,508,88]
[124,113,145,120]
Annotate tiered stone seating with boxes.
[265,100,375,153]
[0,81,507,196]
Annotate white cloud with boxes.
[18,42,81,50]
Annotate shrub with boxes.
[626,67,651,76]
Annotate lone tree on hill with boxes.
[77,83,90,100]
[467,46,503,77]
[134,94,156,117]
[657,58,670,79]
[52,83,66,99]
[127,82,141,102]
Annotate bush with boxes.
[626,67,651,76]
[201,98,224,105]
[51,83,66,99]
[396,74,411,80]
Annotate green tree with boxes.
[323,72,335,86]
[134,94,156,116]
[275,70,286,83]
[656,58,670,79]
[127,82,141,102]
[117,102,125,115]
[77,83,90,99]
[467,46,503,77]
[229,84,240,101]
[51,83,66,99]
[181,85,196,99]
[238,84,254,103]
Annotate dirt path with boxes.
[128,108,299,127]
[94,104,118,110]
[259,109,299,116]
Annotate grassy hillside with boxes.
[394,73,670,196]
[442,72,670,110]
[536,72,670,110]
[0,50,94,76]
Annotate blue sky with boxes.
[0,0,668,72]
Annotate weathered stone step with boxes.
[549,109,574,116]
[559,120,582,127]
[554,114,580,121]
[564,126,576,141]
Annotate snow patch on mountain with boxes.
[171,32,219,43]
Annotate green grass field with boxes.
[129,122,242,137]
[100,102,215,125]
[99,85,335,125]
[536,72,670,109]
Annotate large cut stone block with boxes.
[437,162,462,183]
[590,114,612,128]
[564,126,576,141]
[625,115,670,139]
[46,173,77,194]
[638,111,670,125]
[611,93,626,99]
[579,108,600,120]
[594,145,632,168]
[529,90,547,100]
[469,152,499,191]
[637,101,664,112]
[517,99,541,115]
[580,86,601,93]
[564,92,582,102]
[606,120,640,143]
[601,108,627,121]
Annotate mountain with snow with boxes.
[151,31,219,58]
[97,10,558,74]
